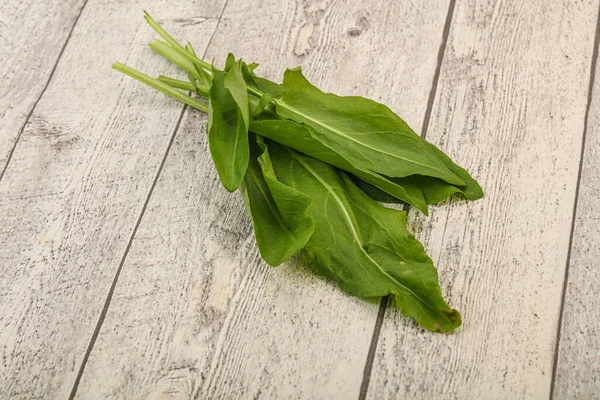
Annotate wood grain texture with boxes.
[0,1,223,398]
[553,25,600,398]
[74,1,455,398]
[0,0,86,171]
[368,1,599,399]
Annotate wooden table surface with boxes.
[1,0,599,398]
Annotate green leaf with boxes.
[208,68,249,191]
[250,116,429,214]
[274,68,466,186]
[240,134,314,266]
[265,140,461,332]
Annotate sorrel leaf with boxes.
[264,140,461,332]
[274,68,466,186]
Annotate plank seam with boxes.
[67,1,230,397]
[357,1,457,398]
[0,0,90,183]
[549,2,600,399]
[421,0,456,140]
[358,297,388,400]
[67,106,185,400]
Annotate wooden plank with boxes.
[553,22,600,399]
[367,0,599,398]
[0,0,86,172]
[73,0,454,398]
[0,1,224,398]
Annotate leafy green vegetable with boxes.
[262,140,461,332]
[112,12,485,332]
[207,62,250,191]
[240,134,314,266]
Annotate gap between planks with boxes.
[358,0,457,397]
[67,1,231,398]
[0,0,90,183]
[549,2,600,399]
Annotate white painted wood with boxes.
[0,1,224,398]
[74,1,454,398]
[368,1,599,399]
[553,33,600,399]
[0,0,86,170]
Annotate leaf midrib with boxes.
[276,98,462,184]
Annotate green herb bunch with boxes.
[114,12,483,333]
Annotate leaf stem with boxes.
[185,42,212,85]
[113,63,208,112]
[157,75,193,90]
[142,13,300,119]
[144,12,214,74]
[144,12,265,100]
[157,75,210,97]
[149,39,199,79]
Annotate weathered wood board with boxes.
[553,19,600,399]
